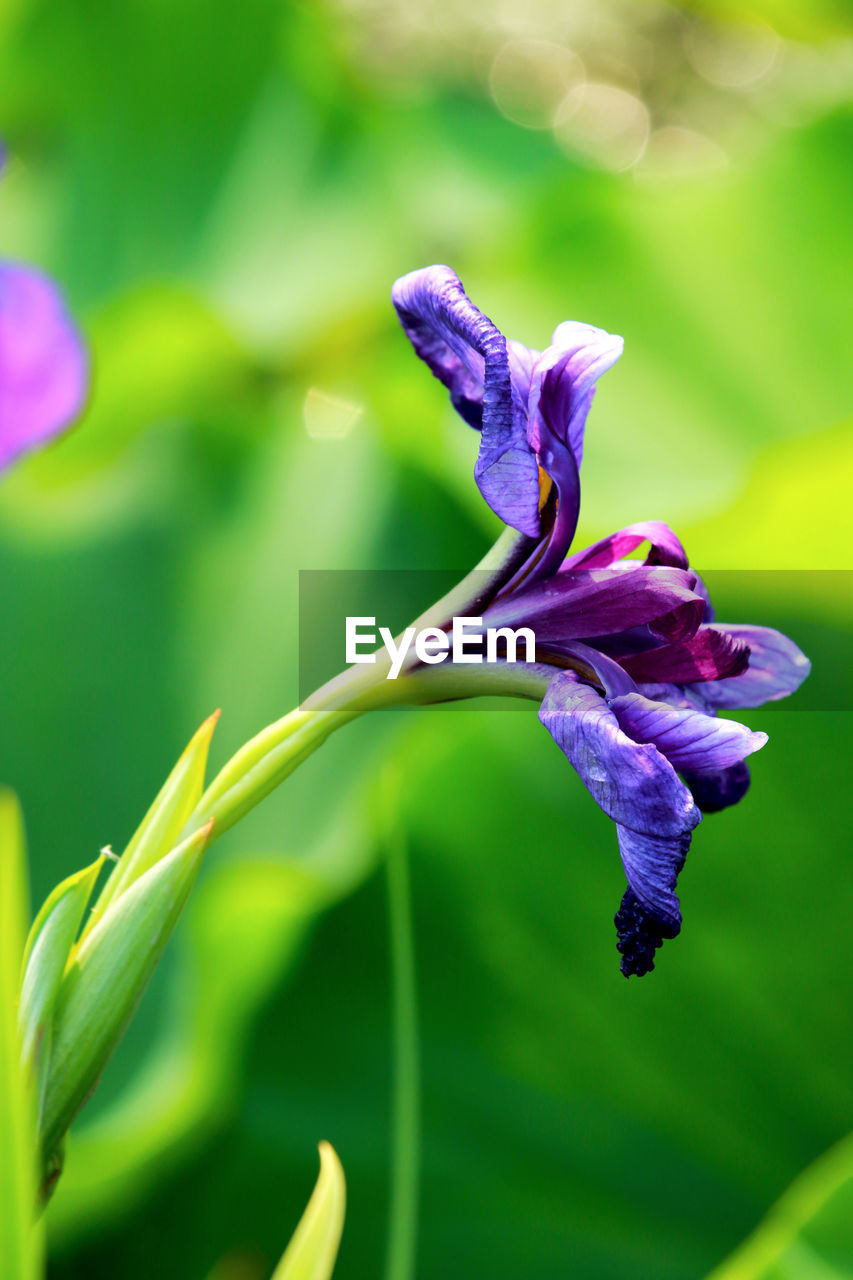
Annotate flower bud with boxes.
[18,856,104,1109]
[39,819,214,1162]
[82,710,219,937]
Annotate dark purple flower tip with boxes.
[615,888,671,978]
[683,761,752,813]
[0,263,89,470]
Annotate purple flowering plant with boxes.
[390,265,810,976]
[2,243,808,1264]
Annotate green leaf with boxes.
[82,711,219,938]
[38,819,214,1162]
[0,790,43,1280]
[47,791,376,1242]
[272,1143,346,1280]
[18,857,104,1108]
[707,1130,853,1280]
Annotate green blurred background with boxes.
[1,0,852,1276]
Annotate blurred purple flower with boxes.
[0,151,88,471]
[393,265,810,976]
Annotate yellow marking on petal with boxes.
[538,467,553,511]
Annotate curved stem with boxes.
[182,519,572,843]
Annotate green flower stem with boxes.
[186,658,554,842]
[383,777,420,1280]
[184,526,548,843]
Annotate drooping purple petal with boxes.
[619,625,750,683]
[485,566,704,644]
[539,674,700,841]
[0,263,88,469]
[563,520,689,571]
[616,826,691,938]
[610,691,767,773]
[392,265,541,536]
[682,761,752,813]
[694,625,811,709]
[527,321,624,468]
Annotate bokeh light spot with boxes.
[489,38,585,131]
[303,388,363,440]
[553,82,649,171]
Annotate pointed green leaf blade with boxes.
[707,1130,853,1280]
[39,819,214,1162]
[0,790,43,1280]
[82,711,219,937]
[272,1143,346,1280]
[18,857,104,1098]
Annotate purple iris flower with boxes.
[393,265,810,977]
[0,151,88,471]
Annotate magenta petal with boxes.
[392,265,541,536]
[563,520,689,571]
[619,626,750,683]
[610,692,767,773]
[0,263,88,470]
[484,566,703,643]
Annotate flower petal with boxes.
[528,321,623,468]
[610,691,767,773]
[392,265,541,536]
[563,520,689,570]
[538,674,700,841]
[695,624,811,709]
[485,566,703,643]
[0,264,88,469]
[682,761,752,813]
[616,826,691,938]
[618,625,750,683]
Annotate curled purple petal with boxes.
[392,265,541,536]
[539,674,700,840]
[0,263,88,469]
[610,691,767,773]
[563,520,689,571]
[528,321,623,468]
[695,625,811,710]
[485,566,703,644]
[539,642,637,699]
[619,625,750,683]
